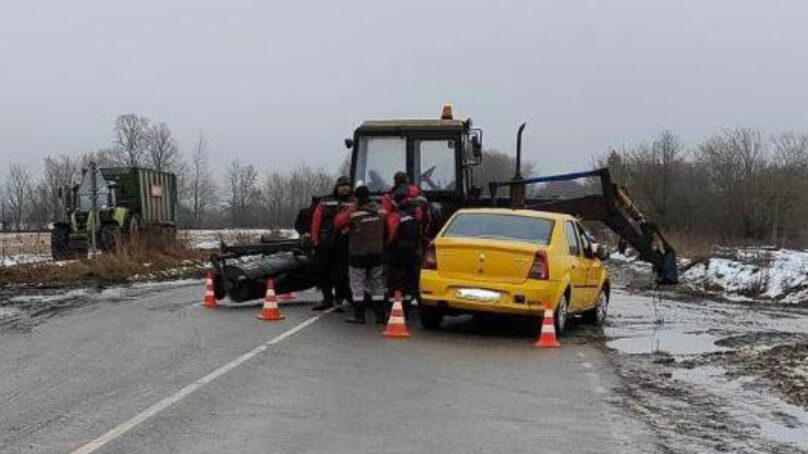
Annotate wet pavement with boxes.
[605,288,808,453]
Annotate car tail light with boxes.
[422,242,437,270]
[528,250,549,280]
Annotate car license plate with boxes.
[456,288,501,302]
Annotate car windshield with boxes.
[353,136,407,192]
[442,213,555,245]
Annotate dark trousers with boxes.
[387,250,419,316]
[316,246,350,306]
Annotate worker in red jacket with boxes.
[386,185,428,318]
[310,176,354,312]
[381,171,424,223]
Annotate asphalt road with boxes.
[0,282,657,454]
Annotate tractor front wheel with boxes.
[98,223,119,252]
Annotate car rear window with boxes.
[442,213,554,245]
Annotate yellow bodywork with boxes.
[419,208,609,317]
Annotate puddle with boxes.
[674,365,808,448]
[607,327,727,355]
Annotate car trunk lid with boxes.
[435,237,540,285]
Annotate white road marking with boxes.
[69,308,334,454]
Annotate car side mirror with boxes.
[593,243,610,261]
[344,138,355,149]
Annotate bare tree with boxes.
[187,132,218,228]
[147,122,180,172]
[226,159,259,227]
[4,163,32,231]
[472,149,535,197]
[42,155,79,222]
[768,132,808,243]
[261,164,334,228]
[698,128,766,238]
[113,114,150,166]
[0,186,7,231]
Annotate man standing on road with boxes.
[386,187,427,318]
[310,177,354,312]
[335,183,390,324]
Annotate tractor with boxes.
[51,164,178,260]
[211,105,677,302]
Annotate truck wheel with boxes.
[418,305,444,330]
[98,224,119,252]
[51,225,71,261]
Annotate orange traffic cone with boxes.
[382,291,411,338]
[203,273,217,309]
[535,307,560,348]
[257,279,285,321]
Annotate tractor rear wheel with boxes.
[51,224,71,261]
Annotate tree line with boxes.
[597,129,808,247]
[6,117,804,247]
[0,114,338,230]
[0,114,530,232]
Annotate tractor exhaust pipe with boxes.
[510,122,527,209]
[515,122,526,179]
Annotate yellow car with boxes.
[418,208,610,335]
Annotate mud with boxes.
[606,257,808,453]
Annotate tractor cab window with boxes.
[354,136,407,192]
[76,170,113,211]
[413,139,457,191]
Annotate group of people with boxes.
[294,172,428,324]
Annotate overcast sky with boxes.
[2,0,808,177]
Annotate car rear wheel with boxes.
[419,305,444,330]
[584,289,608,325]
[555,293,569,336]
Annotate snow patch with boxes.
[183,229,299,250]
[683,248,808,303]
[0,254,51,267]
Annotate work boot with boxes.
[345,300,365,324]
[312,300,333,311]
[333,300,346,313]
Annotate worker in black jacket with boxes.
[310,177,354,312]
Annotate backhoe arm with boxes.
[489,168,678,285]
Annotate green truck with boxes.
[51,166,178,260]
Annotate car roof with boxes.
[453,208,575,222]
